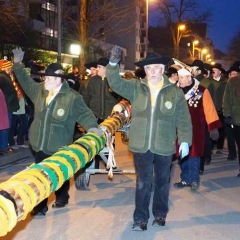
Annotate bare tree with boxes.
[63,0,135,75]
[153,0,212,58]
[0,0,29,58]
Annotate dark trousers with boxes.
[133,151,172,223]
[8,114,27,146]
[200,125,212,171]
[215,113,225,149]
[33,151,70,212]
[180,157,200,183]
[226,125,237,158]
[0,113,12,151]
[233,125,240,165]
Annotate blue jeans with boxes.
[0,112,12,151]
[133,151,172,223]
[180,156,200,183]
[8,114,27,146]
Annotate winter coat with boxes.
[181,79,221,157]
[206,76,227,113]
[0,71,19,112]
[83,75,119,120]
[106,64,192,156]
[13,63,98,155]
[223,76,240,126]
[0,89,9,130]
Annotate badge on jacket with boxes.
[165,101,172,109]
[57,108,65,116]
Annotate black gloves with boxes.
[224,116,234,126]
[109,45,122,64]
[209,129,219,141]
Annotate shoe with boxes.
[227,156,236,161]
[237,172,240,178]
[216,150,223,154]
[191,182,199,190]
[31,207,48,216]
[18,144,29,148]
[152,217,166,227]
[3,148,14,154]
[199,170,204,175]
[174,180,190,189]
[204,158,211,165]
[9,145,19,150]
[132,222,147,231]
[52,201,68,208]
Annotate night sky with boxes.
[149,0,240,53]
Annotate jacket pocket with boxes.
[129,117,147,149]
[47,124,70,153]
[155,120,176,150]
[52,103,69,121]
[159,95,176,115]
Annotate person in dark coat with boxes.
[12,48,102,216]
[0,60,19,153]
[106,46,192,231]
[223,72,240,176]
[83,57,119,123]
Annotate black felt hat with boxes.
[135,52,171,68]
[84,61,98,69]
[165,66,178,77]
[227,66,240,75]
[191,59,204,69]
[97,57,109,67]
[35,63,67,78]
[211,63,225,73]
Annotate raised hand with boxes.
[109,45,122,64]
[12,47,25,63]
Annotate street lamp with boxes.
[192,40,199,59]
[201,48,208,61]
[70,44,81,55]
[176,24,186,58]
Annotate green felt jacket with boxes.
[106,64,192,155]
[13,63,98,155]
[223,76,240,126]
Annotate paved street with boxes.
[0,133,240,240]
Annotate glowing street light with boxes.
[201,48,208,61]
[192,40,199,59]
[70,44,81,55]
[176,24,186,58]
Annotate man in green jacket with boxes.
[12,48,102,216]
[106,46,192,231]
[223,74,240,176]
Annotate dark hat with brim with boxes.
[211,63,225,73]
[84,61,98,69]
[191,59,204,69]
[232,60,240,69]
[97,57,109,67]
[135,52,171,68]
[165,66,178,77]
[227,66,240,75]
[33,63,67,78]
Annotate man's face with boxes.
[90,67,98,77]
[97,65,106,78]
[144,64,165,84]
[44,76,62,91]
[212,68,221,78]
[178,74,192,88]
[229,71,238,79]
